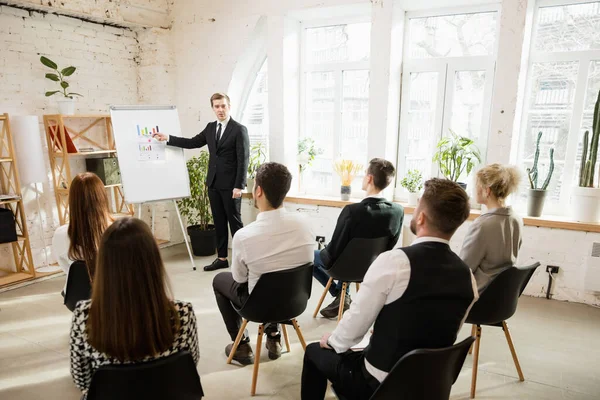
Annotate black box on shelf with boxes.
[85,157,121,186]
[0,207,18,244]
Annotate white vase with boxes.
[247,178,255,192]
[571,186,600,222]
[407,192,419,206]
[57,98,75,115]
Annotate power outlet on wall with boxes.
[316,236,326,243]
[546,265,560,274]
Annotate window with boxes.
[241,60,269,150]
[396,10,499,199]
[302,22,371,195]
[515,1,600,215]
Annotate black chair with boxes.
[313,237,389,321]
[63,261,91,312]
[334,337,475,400]
[227,263,313,396]
[467,262,540,399]
[87,350,203,400]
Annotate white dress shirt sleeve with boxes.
[231,233,249,284]
[328,250,412,353]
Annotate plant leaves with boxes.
[40,56,57,70]
[61,66,76,76]
[45,91,60,97]
[45,73,60,82]
[60,81,69,89]
[67,92,83,97]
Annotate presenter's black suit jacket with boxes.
[320,197,404,268]
[168,119,250,190]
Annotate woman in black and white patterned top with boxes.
[69,217,199,396]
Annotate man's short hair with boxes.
[420,178,470,235]
[210,93,231,107]
[255,162,292,209]
[367,158,396,190]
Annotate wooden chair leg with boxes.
[502,321,524,382]
[337,283,347,322]
[251,324,265,396]
[227,319,249,364]
[470,325,482,399]
[313,278,333,318]
[281,324,291,353]
[291,319,307,350]
[355,282,360,292]
[469,324,476,355]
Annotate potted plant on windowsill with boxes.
[333,159,362,201]
[526,131,554,217]
[40,56,83,115]
[433,130,481,190]
[572,89,600,222]
[177,151,216,256]
[400,169,423,206]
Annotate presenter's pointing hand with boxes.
[152,132,168,142]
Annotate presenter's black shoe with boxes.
[204,258,229,271]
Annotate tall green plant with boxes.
[40,56,83,99]
[177,152,213,230]
[247,142,267,179]
[432,130,481,182]
[579,89,600,187]
[526,131,554,190]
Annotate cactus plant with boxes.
[526,131,554,190]
[579,89,600,187]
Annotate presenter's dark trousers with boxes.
[301,343,379,400]
[208,188,243,258]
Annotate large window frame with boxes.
[395,5,501,200]
[514,0,600,215]
[300,16,372,196]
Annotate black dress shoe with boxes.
[204,258,229,271]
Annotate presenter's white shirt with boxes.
[231,207,315,293]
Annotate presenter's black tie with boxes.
[216,123,222,145]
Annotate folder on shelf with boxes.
[47,125,78,153]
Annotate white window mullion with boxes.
[332,68,344,194]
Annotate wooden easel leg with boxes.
[470,325,482,399]
[502,321,524,382]
[173,199,197,271]
[282,324,291,353]
[251,324,265,396]
[292,319,307,351]
[227,319,249,364]
[337,283,347,322]
[313,278,333,318]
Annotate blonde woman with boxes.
[460,164,523,291]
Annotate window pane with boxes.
[449,70,486,140]
[529,62,579,111]
[305,71,335,192]
[306,23,371,64]
[241,60,269,149]
[408,12,497,59]
[402,72,440,179]
[535,2,600,53]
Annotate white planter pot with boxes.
[407,192,419,206]
[247,178,255,192]
[571,186,600,222]
[57,98,75,115]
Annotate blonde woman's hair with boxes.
[476,164,521,200]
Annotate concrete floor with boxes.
[0,244,599,400]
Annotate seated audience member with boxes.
[69,217,199,397]
[52,172,113,292]
[313,158,404,318]
[460,163,522,291]
[213,162,314,365]
[301,178,478,400]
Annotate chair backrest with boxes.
[87,351,203,400]
[466,262,540,326]
[327,237,390,282]
[64,261,92,312]
[369,336,475,400]
[236,263,312,323]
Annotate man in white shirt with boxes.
[213,162,315,365]
[301,178,479,400]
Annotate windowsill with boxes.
[242,193,600,233]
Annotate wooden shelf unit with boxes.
[43,114,134,225]
[0,113,36,288]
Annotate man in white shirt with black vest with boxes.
[213,162,315,366]
[301,178,479,400]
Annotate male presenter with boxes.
[154,93,250,271]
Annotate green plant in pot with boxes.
[247,142,267,192]
[40,56,82,115]
[525,131,554,217]
[572,89,600,222]
[432,130,481,189]
[297,137,323,192]
[177,151,216,256]
[400,169,423,206]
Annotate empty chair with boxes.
[227,263,312,396]
[313,237,389,321]
[87,350,203,400]
[63,260,91,312]
[467,262,540,398]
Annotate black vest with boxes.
[364,242,475,373]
